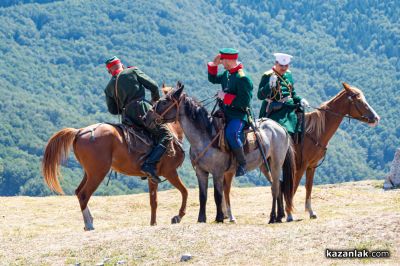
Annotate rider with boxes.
[104,56,173,183]
[207,48,253,176]
[257,53,309,141]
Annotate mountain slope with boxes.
[0,0,398,195]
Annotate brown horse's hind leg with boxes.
[77,169,109,231]
[148,179,158,226]
[223,172,236,223]
[305,167,317,219]
[75,173,87,196]
[165,171,188,224]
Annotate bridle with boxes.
[152,93,184,125]
[312,90,375,123]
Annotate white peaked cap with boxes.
[274,53,293,65]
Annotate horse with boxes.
[151,83,296,223]
[42,109,188,230]
[283,82,379,221]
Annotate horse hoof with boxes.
[171,216,181,224]
[286,217,293,222]
[276,218,283,223]
[310,214,317,219]
[268,219,275,224]
[84,225,94,231]
[229,219,237,224]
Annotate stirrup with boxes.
[235,165,247,177]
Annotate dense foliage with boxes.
[0,0,398,196]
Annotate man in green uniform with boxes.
[257,53,309,140]
[104,56,173,183]
[208,48,253,176]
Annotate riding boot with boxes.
[141,144,167,183]
[232,147,247,177]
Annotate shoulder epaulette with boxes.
[263,69,274,76]
[238,69,246,78]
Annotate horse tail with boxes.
[282,138,296,213]
[42,128,79,195]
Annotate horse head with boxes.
[152,81,185,124]
[341,82,380,127]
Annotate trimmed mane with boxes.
[305,109,325,138]
[183,96,213,137]
[305,88,352,138]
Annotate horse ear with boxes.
[162,81,165,88]
[176,80,184,90]
[342,82,351,91]
[173,82,184,99]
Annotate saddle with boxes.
[111,123,183,158]
[210,111,258,155]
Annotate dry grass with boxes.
[0,180,399,265]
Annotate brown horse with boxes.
[42,101,188,230]
[285,82,380,221]
[220,82,380,223]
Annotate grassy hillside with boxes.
[0,180,399,265]
[0,0,399,195]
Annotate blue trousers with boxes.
[225,119,246,149]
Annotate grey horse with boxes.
[151,83,296,223]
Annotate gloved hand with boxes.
[217,90,226,100]
[300,98,310,108]
[269,74,278,88]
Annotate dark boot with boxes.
[141,144,167,183]
[232,147,247,177]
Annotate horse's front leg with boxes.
[213,174,225,223]
[223,172,236,223]
[148,178,158,226]
[196,168,209,223]
[305,167,317,219]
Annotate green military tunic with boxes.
[208,64,253,122]
[104,67,172,146]
[104,67,160,126]
[257,69,302,134]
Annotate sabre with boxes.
[245,107,271,174]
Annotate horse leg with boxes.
[75,173,87,196]
[276,184,285,223]
[213,174,225,223]
[305,167,317,219]
[287,165,307,222]
[148,178,158,226]
[223,172,236,223]
[165,171,188,224]
[268,162,281,224]
[77,171,108,231]
[196,168,209,223]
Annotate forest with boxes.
[0,0,398,195]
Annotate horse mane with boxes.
[305,109,325,138]
[183,96,213,137]
[305,88,351,138]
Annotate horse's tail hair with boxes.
[282,137,296,213]
[42,128,78,195]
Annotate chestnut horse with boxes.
[285,82,380,221]
[42,92,187,230]
[221,82,380,222]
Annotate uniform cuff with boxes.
[223,93,236,105]
[207,62,218,75]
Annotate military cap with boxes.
[219,48,239,60]
[105,56,121,69]
[274,53,292,65]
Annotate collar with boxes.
[111,68,123,76]
[228,63,243,74]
